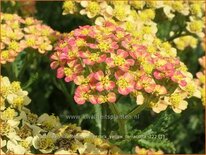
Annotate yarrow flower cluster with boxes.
[62,1,205,51]
[0,13,57,64]
[50,22,200,113]
[0,76,120,154]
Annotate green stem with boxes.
[94,104,102,136]
[108,103,127,137]
[126,101,150,119]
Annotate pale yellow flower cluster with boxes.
[62,0,205,51]
[0,13,57,64]
[0,76,120,154]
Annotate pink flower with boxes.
[107,92,116,103]
[171,71,188,87]
[56,62,83,82]
[94,70,115,92]
[154,85,167,95]
[50,52,62,69]
[153,71,165,80]
[89,95,98,104]
[97,92,117,104]
[140,75,156,93]
[74,73,95,86]
[116,73,135,95]
[74,85,90,104]
[79,51,106,65]
[106,49,134,71]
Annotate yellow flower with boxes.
[62,1,77,15]
[38,113,61,131]
[188,20,203,32]
[167,93,188,113]
[187,17,204,37]
[190,3,203,17]
[0,121,12,136]
[163,1,189,19]
[0,76,11,97]
[1,107,18,120]
[129,1,145,9]
[7,92,31,109]
[113,4,131,21]
[174,36,198,50]
[32,132,57,153]
[139,9,155,21]
[80,1,101,18]
[10,81,21,91]
[150,99,168,113]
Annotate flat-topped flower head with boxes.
[0,13,56,64]
[51,22,197,113]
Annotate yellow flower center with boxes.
[63,1,77,13]
[0,86,10,97]
[140,9,155,20]
[142,63,154,74]
[76,39,86,47]
[13,96,24,108]
[171,2,184,11]
[114,5,126,21]
[170,94,181,106]
[38,137,54,150]
[185,84,195,96]
[89,53,99,61]
[83,93,89,99]
[2,108,16,120]
[1,51,9,59]
[40,43,48,51]
[11,81,21,92]
[98,42,110,52]
[125,22,135,32]
[68,49,77,58]
[64,68,73,76]
[189,20,203,32]
[142,26,152,34]
[87,2,100,17]
[116,32,124,39]
[26,38,36,46]
[25,18,34,25]
[9,41,19,50]
[114,56,125,66]
[20,141,30,149]
[162,42,172,50]
[117,78,128,88]
[82,29,89,35]
[101,76,110,85]
[191,4,202,16]
[147,46,156,53]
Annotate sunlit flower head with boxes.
[51,22,195,113]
